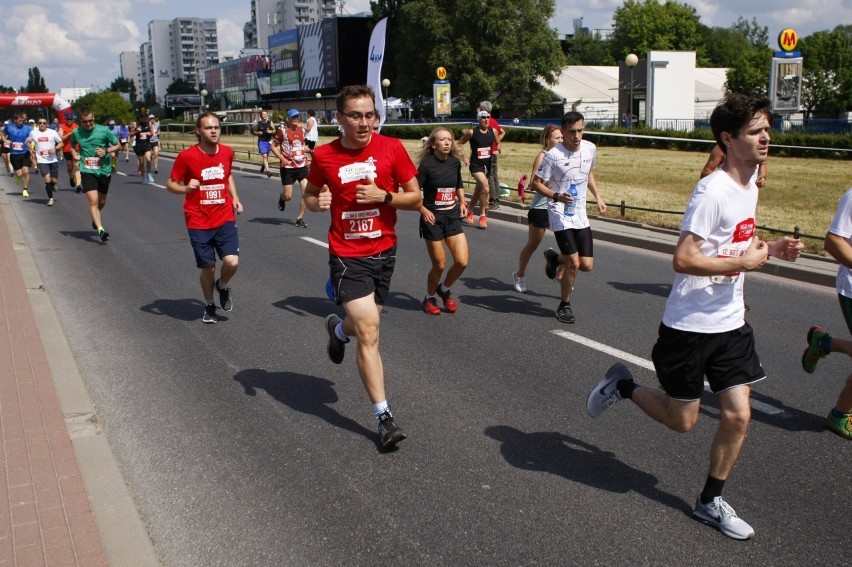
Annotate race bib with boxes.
[342,208,381,240]
[199,183,227,206]
[11,142,23,151]
[436,187,456,204]
[39,149,51,156]
[476,147,491,160]
[84,157,100,168]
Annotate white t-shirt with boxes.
[828,188,852,299]
[305,116,318,142]
[27,128,63,164]
[662,171,759,333]
[535,140,596,231]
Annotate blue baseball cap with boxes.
[287,109,300,118]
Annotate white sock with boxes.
[372,401,389,420]
[439,283,450,294]
[425,294,436,300]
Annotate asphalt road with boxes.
[4,158,849,566]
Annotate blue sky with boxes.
[0,0,847,93]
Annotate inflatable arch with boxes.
[0,93,73,118]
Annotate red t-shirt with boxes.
[60,121,78,153]
[275,126,307,169]
[488,117,503,152]
[170,144,236,230]
[307,134,417,258]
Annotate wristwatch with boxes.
[384,191,393,204]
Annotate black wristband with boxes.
[552,193,559,203]
[384,191,393,204]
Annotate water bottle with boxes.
[564,183,578,217]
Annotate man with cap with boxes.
[480,101,505,209]
[271,109,309,228]
[59,111,82,191]
[458,110,501,229]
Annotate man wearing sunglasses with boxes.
[27,119,64,205]
[70,109,120,243]
[304,85,422,450]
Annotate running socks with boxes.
[333,321,349,342]
[617,379,637,399]
[372,401,390,421]
[700,476,726,504]
[439,283,451,294]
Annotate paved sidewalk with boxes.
[0,195,107,565]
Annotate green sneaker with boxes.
[801,325,830,374]
[826,410,852,440]
[21,188,29,198]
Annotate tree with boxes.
[724,48,771,96]
[109,77,138,103]
[370,0,411,90]
[22,67,48,93]
[799,25,852,117]
[393,0,566,113]
[609,0,706,62]
[701,26,753,67]
[70,91,134,124]
[166,78,197,95]
[565,31,615,66]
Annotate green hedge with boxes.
[318,125,851,159]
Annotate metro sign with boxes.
[778,28,798,52]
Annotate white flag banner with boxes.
[366,18,388,130]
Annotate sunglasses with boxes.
[80,119,95,124]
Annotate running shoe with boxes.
[125,157,129,162]
[826,410,852,440]
[266,170,273,178]
[295,217,307,228]
[801,325,830,374]
[423,297,441,315]
[377,411,406,449]
[259,165,266,174]
[437,287,458,313]
[147,173,155,184]
[478,215,488,229]
[512,272,527,293]
[154,168,158,174]
[7,172,12,177]
[141,175,148,185]
[555,303,575,323]
[586,363,632,417]
[692,497,755,540]
[278,195,286,211]
[544,248,559,280]
[325,314,349,364]
[98,228,110,243]
[15,176,21,185]
[465,210,474,224]
[47,198,54,207]
[216,279,232,312]
[22,188,29,198]
[202,304,218,324]
[75,185,83,193]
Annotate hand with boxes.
[459,201,468,218]
[186,179,200,193]
[597,201,607,215]
[317,185,332,211]
[422,209,436,225]
[355,178,381,204]
[233,200,243,215]
[770,237,804,262]
[741,237,770,270]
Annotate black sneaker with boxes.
[325,314,348,364]
[216,279,232,312]
[202,304,218,324]
[556,302,575,323]
[98,228,110,243]
[259,165,266,174]
[278,195,286,211]
[266,170,273,178]
[295,217,307,228]
[544,248,559,280]
[75,185,83,193]
[377,411,406,449]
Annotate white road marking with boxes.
[301,236,328,249]
[551,329,785,416]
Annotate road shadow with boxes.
[273,295,337,317]
[246,217,293,227]
[458,293,554,317]
[607,281,672,298]
[58,230,105,244]
[140,298,209,322]
[233,369,380,448]
[384,290,422,312]
[485,425,691,515]
[459,275,557,299]
[699,389,826,433]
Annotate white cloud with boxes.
[217,19,245,59]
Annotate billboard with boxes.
[769,57,803,114]
[299,20,337,91]
[165,94,203,108]
[269,29,300,93]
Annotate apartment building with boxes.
[243,0,337,50]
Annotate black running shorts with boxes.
[328,246,396,305]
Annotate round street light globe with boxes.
[625,53,638,68]
[315,92,321,99]
[200,89,208,97]
[381,79,390,88]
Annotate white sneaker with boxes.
[586,363,632,417]
[512,272,527,293]
[692,497,755,540]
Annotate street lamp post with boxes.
[315,92,323,122]
[625,53,638,134]
[199,89,208,116]
[381,78,390,123]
